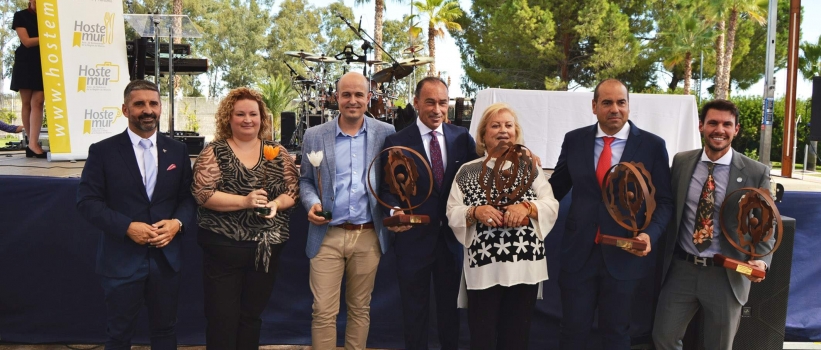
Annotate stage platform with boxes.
[1,154,820,348]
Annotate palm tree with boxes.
[412,0,463,76]
[659,8,715,95]
[355,0,388,63]
[799,35,821,81]
[710,0,766,99]
[719,0,766,97]
[258,76,297,141]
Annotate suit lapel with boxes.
[154,135,172,202]
[406,125,438,194]
[581,124,597,187]
[620,121,641,163]
[117,130,149,201]
[365,118,379,194]
[676,150,701,229]
[727,149,746,194]
[322,119,337,193]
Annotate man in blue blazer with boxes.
[77,80,196,349]
[379,77,479,350]
[299,72,403,350]
[549,79,673,349]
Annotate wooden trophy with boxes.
[715,187,783,278]
[478,142,537,227]
[367,146,433,227]
[600,162,657,251]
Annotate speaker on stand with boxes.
[680,216,796,350]
[281,112,296,149]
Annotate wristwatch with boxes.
[174,218,183,232]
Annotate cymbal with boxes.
[366,60,388,66]
[285,50,316,59]
[372,65,414,83]
[399,56,434,67]
[305,55,342,63]
[402,44,424,54]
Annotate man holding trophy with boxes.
[549,78,673,349]
[298,72,404,350]
[653,99,772,350]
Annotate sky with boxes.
[287,0,821,100]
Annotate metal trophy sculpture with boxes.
[367,146,433,227]
[600,162,657,251]
[715,187,783,278]
[479,142,536,227]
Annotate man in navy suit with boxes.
[549,79,673,349]
[380,77,479,350]
[77,80,196,349]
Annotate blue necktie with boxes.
[139,139,156,200]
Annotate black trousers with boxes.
[466,283,539,350]
[201,241,284,350]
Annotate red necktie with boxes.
[595,136,615,243]
[430,131,444,188]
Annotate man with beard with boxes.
[77,80,196,349]
[653,99,771,349]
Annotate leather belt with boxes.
[676,250,718,267]
[332,222,375,230]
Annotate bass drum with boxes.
[368,96,391,119]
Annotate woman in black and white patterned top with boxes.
[446,103,559,349]
[191,87,298,349]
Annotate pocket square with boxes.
[167,164,177,171]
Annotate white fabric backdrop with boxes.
[469,88,702,168]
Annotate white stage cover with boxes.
[469,88,702,169]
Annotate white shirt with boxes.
[594,122,631,168]
[416,118,448,171]
[126,128,158,185]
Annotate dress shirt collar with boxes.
[595,122,631,139]
[126,127,157,146]
[700,148,733,166]
[336,118,367,137]
[416,117,444,136]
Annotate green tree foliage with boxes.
[799,35,821,81]
[455,0,654,93]
[1,0,28,93]
[656,0,714,94]
[710,95,812,162]
[413,0,463,76]
[258,76,297,140]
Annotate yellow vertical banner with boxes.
[38,0,71,154]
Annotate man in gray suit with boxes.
[653,99,772,349]
[299,72,405,350]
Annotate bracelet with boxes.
[272,199,280,208]
[466,206,476,225]
[520,202,531,217]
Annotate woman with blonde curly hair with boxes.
[191,87,298,349]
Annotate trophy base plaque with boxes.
[600,234,647,251]
[383,214,430,227]
[713,254,766,278]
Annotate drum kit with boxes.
[283,15,433,148]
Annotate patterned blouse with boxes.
[446,155,559,291]
[192,139,299,271]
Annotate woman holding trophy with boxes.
[446,103,560,349]
[191,87,298,348]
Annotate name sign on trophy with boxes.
[367,146,433,227]
[600,162,657,251]
[479,142,537,227]
[715,187,783,278]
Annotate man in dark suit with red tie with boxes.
[549,79,673,349]
[77,80,196,349]
[380,77,479,349]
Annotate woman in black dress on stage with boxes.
[11,0,46,158]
